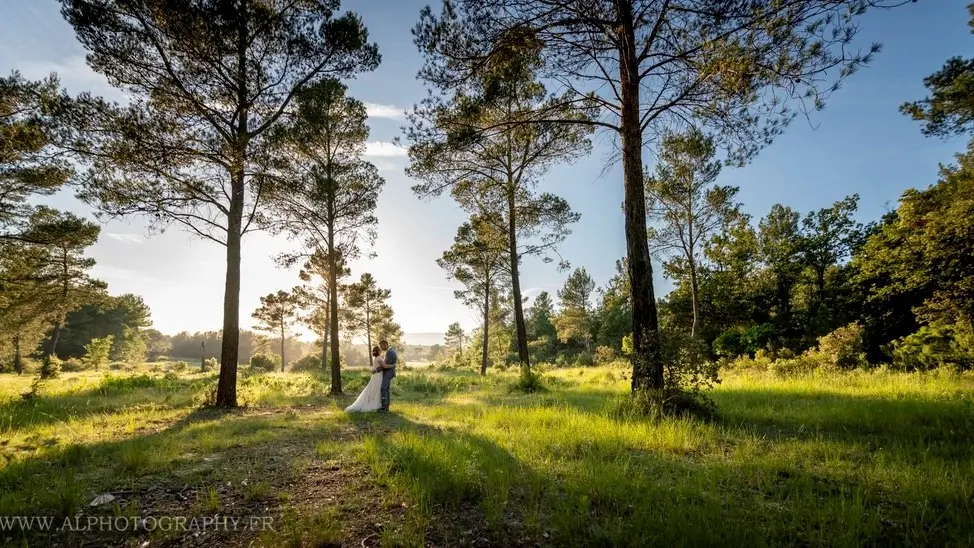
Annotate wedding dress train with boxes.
[345,356,385,413]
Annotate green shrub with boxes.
[250,352,282,371]
[202,357,218,371]
[594,345,616,364]
[575,351,595,366]
[169,360,189,373]
[816,323,867,370]
[511,367,545,393]
[291,353,322,373]
[84,336,114,370]
[621,333,633,357]
[714,323,777,358]
[40,355,61,379]
[658,328,719,397]
[60,357,86,372]
[888,321,974,371]
[768,354,821,378]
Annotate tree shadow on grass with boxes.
[348,401,974,548]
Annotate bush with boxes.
[575,351,595,366]
[768,354,821,378]
[40,355,61,379]
[60,357,86,372]
[250,352,281,371]
[658,328,719,399]
[594,345,616,364]
[816,323,867,370]
[84,336,114,371]
[169,360,189,373]
[291,353,323,373]
[510,367,545,393]
[713,323,777,358]
[888,321,974,371]
[202,357,218,371]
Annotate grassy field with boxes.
[0,362,972,547]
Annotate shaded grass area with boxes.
[0,363,972,546]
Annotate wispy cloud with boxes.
[365,103,405,120]
[104,232,145,244]
[365,141,407,158]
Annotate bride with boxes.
[345,345,385,413]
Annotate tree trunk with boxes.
[13,334,23,375]
[507,190,531,374]
[328,254,341,394]
[216,0,249,408]
[47,321,62,359]
[280,323,286,372]
[201,340,205,371]
[481,288,490,376]
[216,167,244,407]
[689,257,700,338]
[617,0,663,392]
[365,301,372,355]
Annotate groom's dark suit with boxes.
[381,347,397,411]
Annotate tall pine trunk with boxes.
[280,322,286,372]
[481,286,490,376]
[689,257,700,338]
[13,334,23,375]
[216,12,249,407]
[617,0,662,392]
[507,189,531,373]
[216,165,244,407]
[328,248,341,394]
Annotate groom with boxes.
[378,340,397,412]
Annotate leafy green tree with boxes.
[55,293,152,360]
[22,208,106,358]
[555,268,596,353]
[855,142,974,329]
[758,204,805,343]
[252,289,302,371]
[342,273,393,367]
[267,78,383,392]
[413,0,912,393]
[594,260,632,353]
[646,128,742,337]
[0,242,57,372]
[444,322,466,355]
[293,249,350,381]
[900,4,974,138]
[83,335,113,370]
[437,215,509,375]
[0,71,72,241]
[526,291,557,362]
[62,0,380,407]
[407,46,589,377]
[143,328,172,361]
[799,195,863,321]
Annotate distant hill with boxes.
[403,332,445,346]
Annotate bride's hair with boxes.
[372,346,381,357]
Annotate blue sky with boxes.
[1,0,969,338]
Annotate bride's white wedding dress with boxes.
[345,356,384,413]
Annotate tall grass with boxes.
[0,363,971,546]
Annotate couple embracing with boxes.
[345,340,397,413]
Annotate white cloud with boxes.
[18,56,125,101]
[364,141,407,157]
[365,102,405,120]
[104,232,145,244]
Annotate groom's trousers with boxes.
[380,368,395,410]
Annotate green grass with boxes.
[0,361,972,546]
